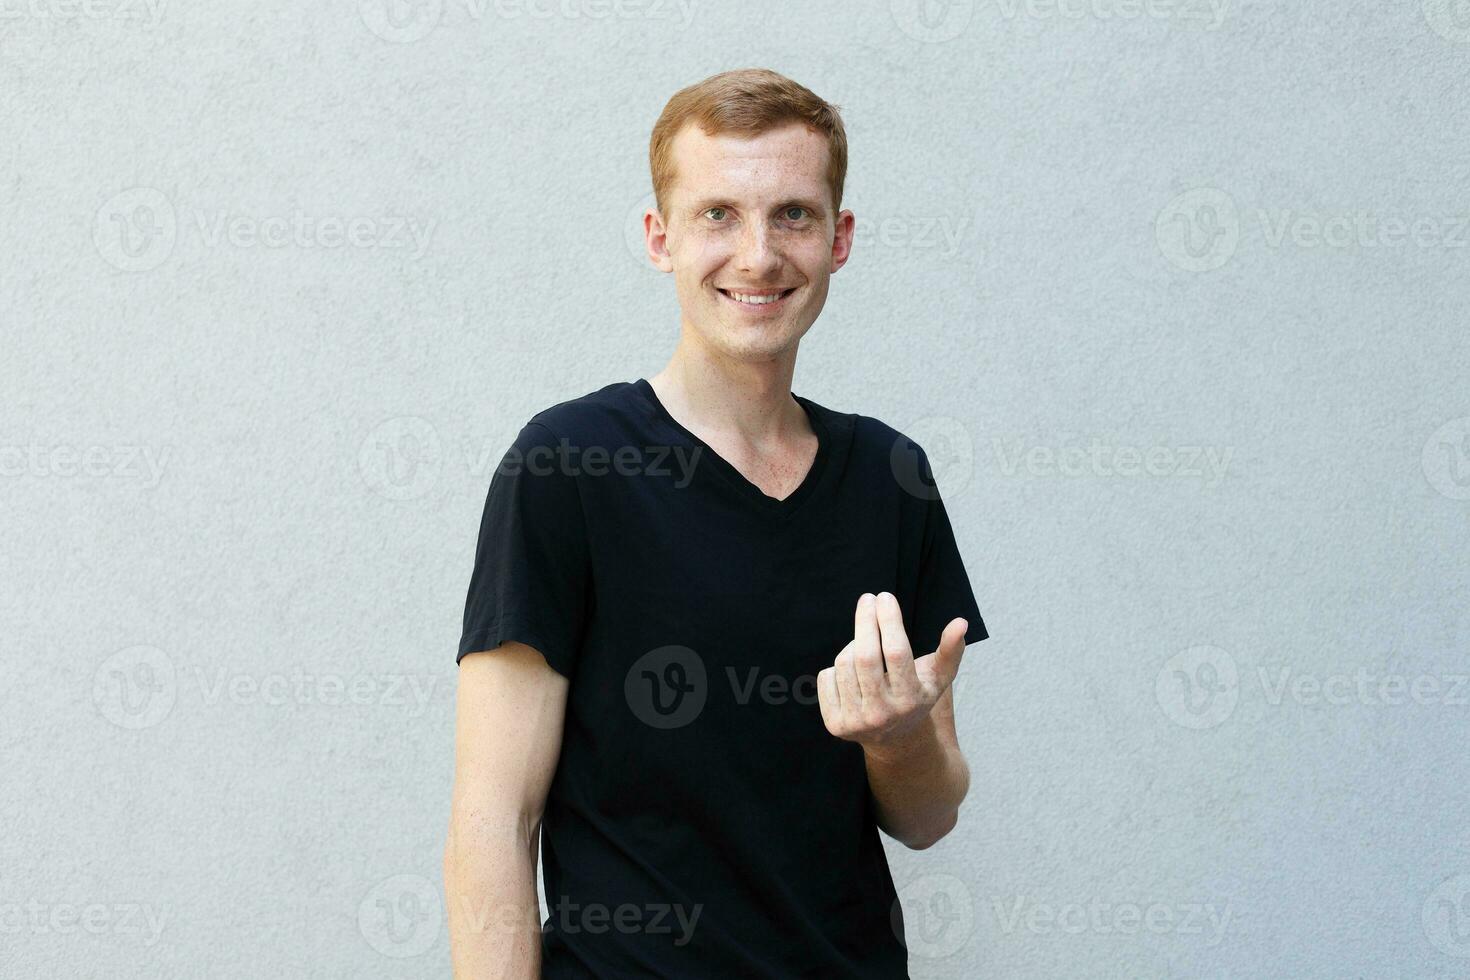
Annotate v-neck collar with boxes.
[632,377,835,518]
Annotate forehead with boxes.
[667,121,831,207]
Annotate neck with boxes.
[647,337,808,446]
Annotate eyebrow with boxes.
[685,196,828,216]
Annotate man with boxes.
[444,67,989,978]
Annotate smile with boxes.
[718,287,796,312]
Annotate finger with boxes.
[852,592,881,659]
[914,617,969,697]
[816,666,841,732]
[833,643,862,710]
[874,591,920,698]
[852,593,887,701]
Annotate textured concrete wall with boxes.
[5,1,1469,976]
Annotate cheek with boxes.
[673,236,729,282]
[790,234,834,264]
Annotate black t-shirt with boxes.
[457,378,989,978]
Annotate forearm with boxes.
[444,801,543,978]
[862,715,970,850]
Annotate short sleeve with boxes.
[908,444,989,657]
[456,420,592,679]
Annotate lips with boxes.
[718,287,797,310]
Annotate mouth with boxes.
[717,286,797,313]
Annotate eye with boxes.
[704,207,729,222]
[782,206,809,222]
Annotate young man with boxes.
[445,67,989,978]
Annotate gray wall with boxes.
[5,1,1469,976]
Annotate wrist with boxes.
[860,712,942,767]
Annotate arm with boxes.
[862,684,970,849]
[444,642,569,978]
[817,591,972,850]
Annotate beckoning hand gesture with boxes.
[816,591,968,750]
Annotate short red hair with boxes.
[649,68,848,219]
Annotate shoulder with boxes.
[853,414,927,458]
[520,380,644,445]
[804,392,928,462]
[804,394,951,503]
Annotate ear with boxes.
[831,209,855,271]
[646,207,674,273]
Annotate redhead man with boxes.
[445,67,989,978]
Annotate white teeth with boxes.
[727,290,786,305]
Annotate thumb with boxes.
[915,617,968,695]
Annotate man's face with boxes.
[645,121,855,363]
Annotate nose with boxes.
[733,215,780,275]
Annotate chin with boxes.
[724,331,804,360]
